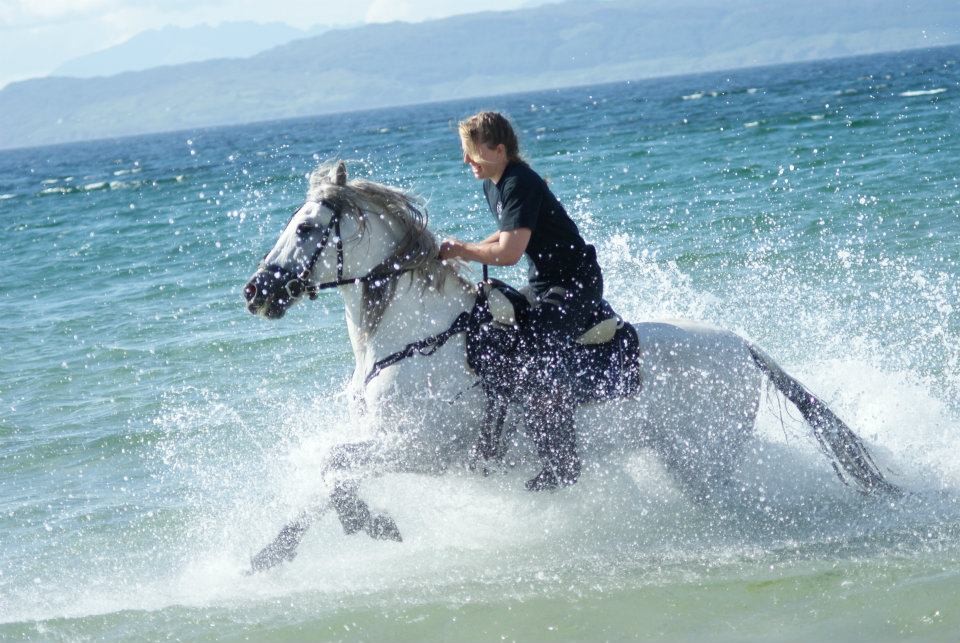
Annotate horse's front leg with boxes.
[248,501,327,573]
[326,442,402,542]
[247,440,401,574]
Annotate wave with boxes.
[36,179,145,197]
[844,117,880,128]
[899,88,947,97]
[39,186,73,195]
[684,87,758,101]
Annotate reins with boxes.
[364,291,492,385]
[362,264,499,386]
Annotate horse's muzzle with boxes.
[244,268,296,318]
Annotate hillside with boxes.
[52,22,312,78]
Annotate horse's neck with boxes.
[341,269,474,374]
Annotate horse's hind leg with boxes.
[649,373,760,504]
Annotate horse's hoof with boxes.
[469,459,494,477]
[248,544,297,574]
[248,523,304,573]
[469,450,504,477]
[366,513,402,542]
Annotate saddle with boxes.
[483,280,621,345]
[466,280,643,462]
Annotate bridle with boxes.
[264,197,407,301]
[257,195,491,388]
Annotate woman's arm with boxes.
[439,228,531,266]
[481,229,501,244]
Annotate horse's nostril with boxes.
[243,282,257,302]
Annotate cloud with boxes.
[0,0,204,29]
[0,1,196,86]
[0,0,110,27]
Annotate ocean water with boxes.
[1,46,959,640]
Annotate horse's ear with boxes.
[331,161,347,186]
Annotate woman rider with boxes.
[439,111,604,491]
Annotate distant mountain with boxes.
[2,0,959,150]
[52,22,319,78]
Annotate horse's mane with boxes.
[307,162,473,335]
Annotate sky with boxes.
[0,0,545,88]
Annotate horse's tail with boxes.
[747,344,902,497]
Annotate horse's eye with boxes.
[296,223,314,237]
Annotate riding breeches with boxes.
[519,280,602,477]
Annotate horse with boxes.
[241,161,900,571]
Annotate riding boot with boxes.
[525,407,581,491]
[518,316,582,491]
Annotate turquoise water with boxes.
[2,46,959,640]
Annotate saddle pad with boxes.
[571,321,643,402]
[465,316,643,405]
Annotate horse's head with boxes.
[243,161,442,321]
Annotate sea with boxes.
[1,45,959,641]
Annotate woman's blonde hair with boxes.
[458,111,523,164]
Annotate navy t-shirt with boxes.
[483,161,600,295]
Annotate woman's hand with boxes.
[439,238,463,261]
